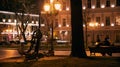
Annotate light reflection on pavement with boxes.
[0,50,21,59]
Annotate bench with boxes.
[88,46,120,56]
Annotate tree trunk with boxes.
[21,32,27,43]
[70,0,87,58]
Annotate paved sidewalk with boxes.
[0,50,120,62]
[0,55,67,62]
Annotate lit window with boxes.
[116,16,120,25]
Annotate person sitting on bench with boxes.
[101,37,112,56]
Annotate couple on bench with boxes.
[95,37,113,56]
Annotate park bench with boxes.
[88,46,120,56]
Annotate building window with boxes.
[96,0,100,8]
[87,0,91,8]
[115,34,120,43]
[106,0,110,7]
[0,17,2,22]
[55,19,58,28]
[63,18,66,26]
[62,1,66,10]
[1,14,6,22]
[106,16,110,26]
[96,17,100,23]
[2,14,6,18]
[116,16,120,25]
[87,17,91,22]
[116,0,120,6]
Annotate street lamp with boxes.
[43,0,61,56]
[89,22,99,46]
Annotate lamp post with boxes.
[84,23,88,48]
[89,22,98,46]
[43,0,61,56]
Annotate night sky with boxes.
[0,0,10,11]
[0,0,40,13]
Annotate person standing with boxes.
[26,28,42,56]
[34,28,42,55]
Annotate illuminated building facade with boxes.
[41,0,71,43]
[82,0,120,46]
[42,0,120,46]
[0,11,39,42]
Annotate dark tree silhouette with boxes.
[70,0,87,57]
